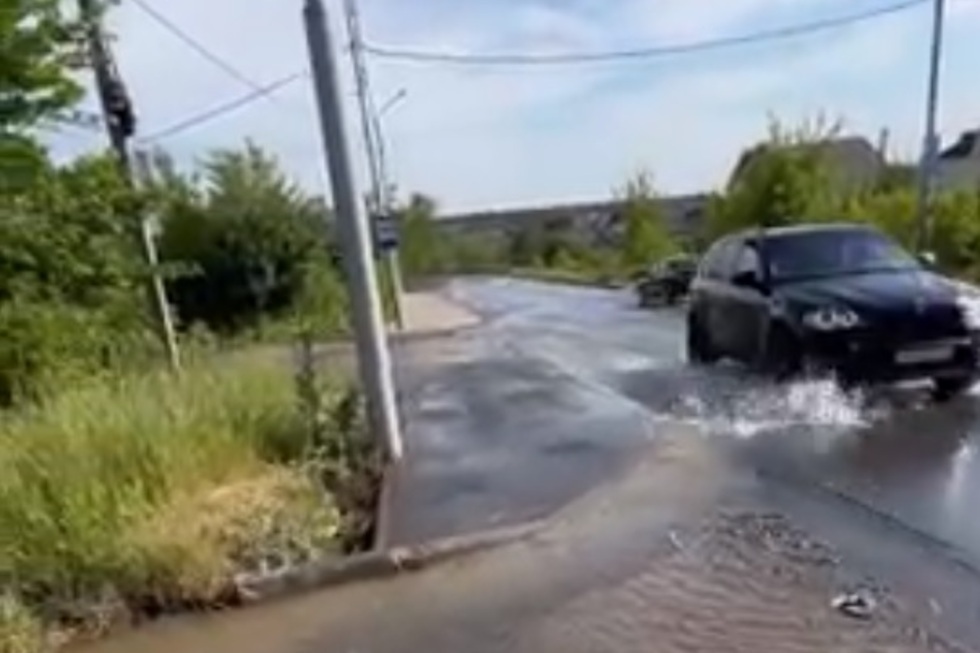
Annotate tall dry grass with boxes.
[0,353,355,650]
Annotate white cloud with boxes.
[42,0,980,212]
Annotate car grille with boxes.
[870,303,966,345]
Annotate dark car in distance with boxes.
[636,255,697,307]
[687,223,980,399]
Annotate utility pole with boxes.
[133,151,182,372]
[78,0,181,371]
[342,0,405,330]
[915,0,946,254]
[78,0,135,176]
[303,0,404,461]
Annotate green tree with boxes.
[0,153,151,402]
[1,0,88,191]
[618,171,675,269]
[710,119,839,237]
[398,193,451,277]
[157,142,341,333]
[0,0,83,131]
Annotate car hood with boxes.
[776,269,958,313]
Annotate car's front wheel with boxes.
[932,375,976,402]
[687,314,719,365]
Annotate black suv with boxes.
[687,223,980,399]
[636,255,697,307]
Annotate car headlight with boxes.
[802,306,861,331]
[957,295,980,330]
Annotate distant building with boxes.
[936,129,980,192]
[436,194,711,249]
[728,136,885,193]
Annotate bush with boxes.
[155,143,344,336]
[0,154,153,404]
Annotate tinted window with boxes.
[730,243,761,280]
[764,229,918,281]
[700,239,736,279]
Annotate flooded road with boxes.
[451,276,980,565]
[77,276,980,653]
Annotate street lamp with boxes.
[373,88,407,210]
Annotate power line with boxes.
[138,71,306,143]
[131,0,265,91]
[363,0,929,66]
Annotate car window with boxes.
[765,229,919,281]
[700,239,736,280]
[730,243,761,280]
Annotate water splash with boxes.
[672,376,881,439]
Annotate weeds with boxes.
[0,352,375,651]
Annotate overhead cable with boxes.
[363,0,928,66]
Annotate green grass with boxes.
[0,354,361,651]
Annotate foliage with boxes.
[705,116,980,282]
[709,120,840,237]
[0,153,152,403]
[398,193,451,276]
[154,143,345,335]
[618,171,676,270]
[0,354,369,650]
[0,0,84,133]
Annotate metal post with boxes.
[373,99,407,330]
[343,0,405,330]
[916,0,945,254]
[132,151,182,372]
[80,0,179,372]
[303,0,403,461]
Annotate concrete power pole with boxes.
[78,0,181,371]
[78,0,135,176]
[915,0,946,254]
[303,0,404,461]
[342,0,406,331]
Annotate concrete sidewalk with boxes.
[397,289,481,336]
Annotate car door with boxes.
[691,238,738,354]
[723,241,769,362]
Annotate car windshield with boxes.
[763,229,919,282]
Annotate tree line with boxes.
[397,121,980,286]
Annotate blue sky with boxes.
[47,0,980,212]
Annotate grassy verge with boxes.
[0,352,378,652]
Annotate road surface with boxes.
[442,277,980,564]
[80,276,980,652]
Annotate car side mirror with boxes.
[732,269,763,290]
[918,251,937,268]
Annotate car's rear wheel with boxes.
[932,375,975,402]
[687,314,718,365]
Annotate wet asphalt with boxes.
[387,277,980,565]
[78,275,980,653]
[430,276,980,567]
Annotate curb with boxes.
[235,519,544,605]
